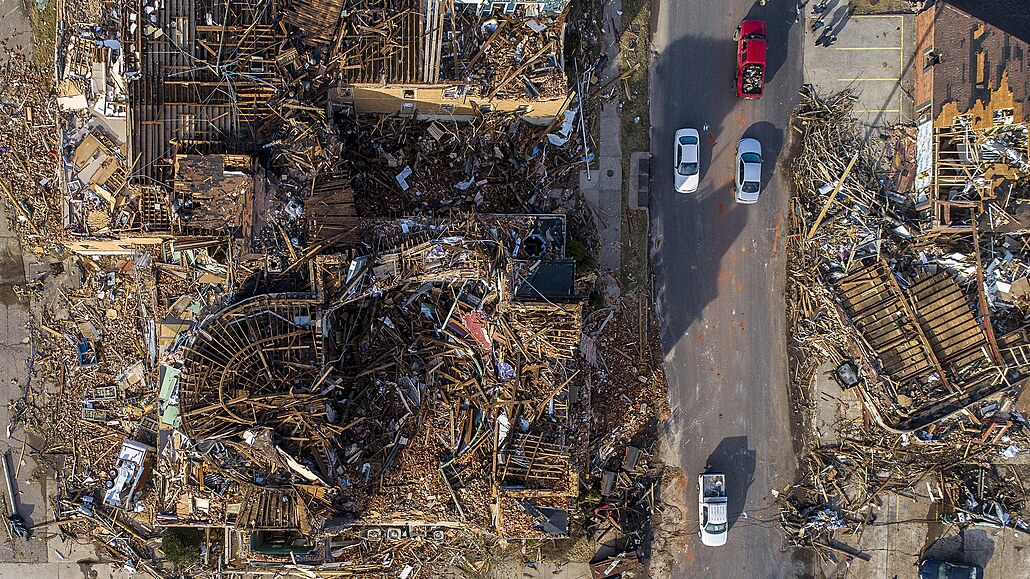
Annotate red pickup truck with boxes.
[734,20,767,99]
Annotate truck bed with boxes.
[702,473,726,499]
[741,64,764,95]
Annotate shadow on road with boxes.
[744,120,784,191]
[650,34,749,358]
[742,1,801,83]
[704,436,756,531]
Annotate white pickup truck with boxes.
[698,473,728,546]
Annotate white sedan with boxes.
[734,137,763,204]
[674,128,701,193]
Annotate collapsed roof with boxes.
[167,216,580,538]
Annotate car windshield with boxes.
[742,181,760,194]
[679,135,698,145]
[705,522,728,534]
[741,152,762,163]
[678,162,699,176]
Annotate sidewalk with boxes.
[581,0,625,274]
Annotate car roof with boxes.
[741,41,766,65]
[743,162,761,182]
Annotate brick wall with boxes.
[914,6,936,120]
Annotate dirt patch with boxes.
[850,0,916,14]
[27,1,56,70]
[619,0,651,293]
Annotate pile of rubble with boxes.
[14,215,588,573]
[339,111,586,217]
[578,289,667,572]
[0,0,673,575]
[48,0,593,244]
[782,85,1030,560]
[0,51,62,249]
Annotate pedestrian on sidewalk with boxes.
[824,33,838,47]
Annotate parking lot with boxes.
[803,7,916,130]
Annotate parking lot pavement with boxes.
[803,4,916,131]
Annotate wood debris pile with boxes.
[577,291,668,558]
[281,0,570,100]
[788,85,1030,430]
[781,396,1030,559]
[783,86,1030,561]
[0,0,666,573]
[337,111,586,217]
[0,51,62,249]
[142,215,582,573]
[52,0,587,245]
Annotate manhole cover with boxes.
[606,169,615,177]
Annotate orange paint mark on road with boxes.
[697,332,705,341]
[717,202,724,216]
[736,113,746,130]
[772,216,782,254]
[736,280,743,292]
[739,321,745,330]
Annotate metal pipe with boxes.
[574,59,591,181]
[2,451,16,514]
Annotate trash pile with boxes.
[782,85,1030,560]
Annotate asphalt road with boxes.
[650,1,806,576]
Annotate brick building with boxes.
[912,1,1030,230]
[915,0,1030,128]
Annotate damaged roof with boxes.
[927,0,1030,124]
[941,0,1030,44]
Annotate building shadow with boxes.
[650,33,751,360]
